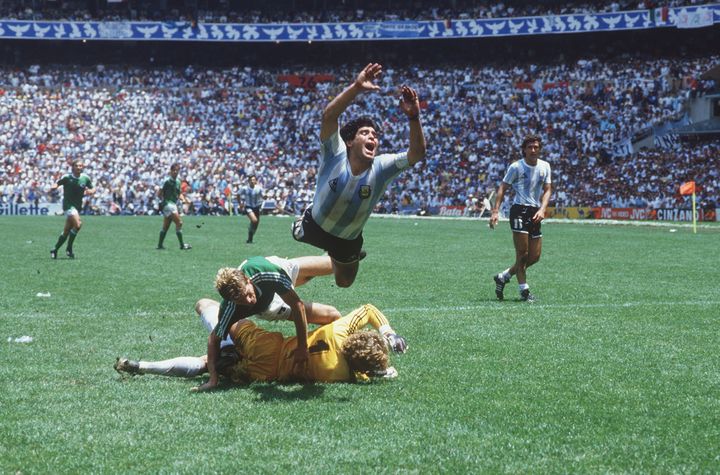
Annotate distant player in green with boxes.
[50,160,94,259]
[157,163,191,250]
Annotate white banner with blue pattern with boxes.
[0,5,717,42]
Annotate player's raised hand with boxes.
[354,63,382,92]
[399,85,420,119]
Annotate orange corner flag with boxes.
[679,181,696,195]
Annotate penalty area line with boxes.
[384,300,720,313]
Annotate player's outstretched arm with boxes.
[341,304,408,353]
[281,289,310,377]
[192,332,221,392]
[399,85,426,166]
[320,63,382,142]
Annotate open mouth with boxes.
[364,143,376,154]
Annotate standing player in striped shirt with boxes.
[50,160,95,259]
[292,63,426,287]
[157,163,191,250]
[237,175,264,244]
[489,135,552,302]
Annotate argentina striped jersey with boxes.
[312,130,409,239]
[239,185,264,208]
[502,159,552,208]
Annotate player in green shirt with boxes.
[50,160,95,259]
[194,255,341,392]
[157,163,191,250]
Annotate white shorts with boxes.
[257,295,293,322]
[199,302,234,348]
[64,208,79,218]
[238,256,299,322]
[163,203,179,218]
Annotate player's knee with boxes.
[195,298,215,314]
[334,275,355,288]
[363,303,380,315]
[328,307,342,321]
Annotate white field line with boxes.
[369,213,719,229]
[384,300,720,313]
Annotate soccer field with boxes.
[1,215,718,473]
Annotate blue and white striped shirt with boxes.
[239,184,264,208]
[311,130,409,240]
[502,159,552,208]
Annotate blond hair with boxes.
[214,267,250,302]
[341,331,388,376]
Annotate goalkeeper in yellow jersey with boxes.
[114,299,407,386]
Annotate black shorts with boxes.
[292,207,364,264]
[509,204,542,239]
[245,206,261,216]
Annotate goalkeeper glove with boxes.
[384,333,408,353]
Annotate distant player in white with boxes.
[238,175,264,244]
[489,135,552,302]
[292,63,427,287]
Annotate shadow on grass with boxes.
[250,382,328,402]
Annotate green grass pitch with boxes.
[1,215,718,473]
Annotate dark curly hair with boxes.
[340,116,381,144]
[521,134,542,151]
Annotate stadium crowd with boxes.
[1,56,718,217]
[0,0,715,23]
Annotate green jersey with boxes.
[161,177,182,206]
[57,174,93,211]
[214,256,294,338]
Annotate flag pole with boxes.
[691,191,697,234]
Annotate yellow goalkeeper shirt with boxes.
[232,304,390,383]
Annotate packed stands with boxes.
[1,53,718,217]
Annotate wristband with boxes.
[408,114,419,121]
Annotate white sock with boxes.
[139,357,207,377]
[501,269,512,282]
[519,283,529,292]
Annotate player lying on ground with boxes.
[114,300,408,386]
[200,255,343,391]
